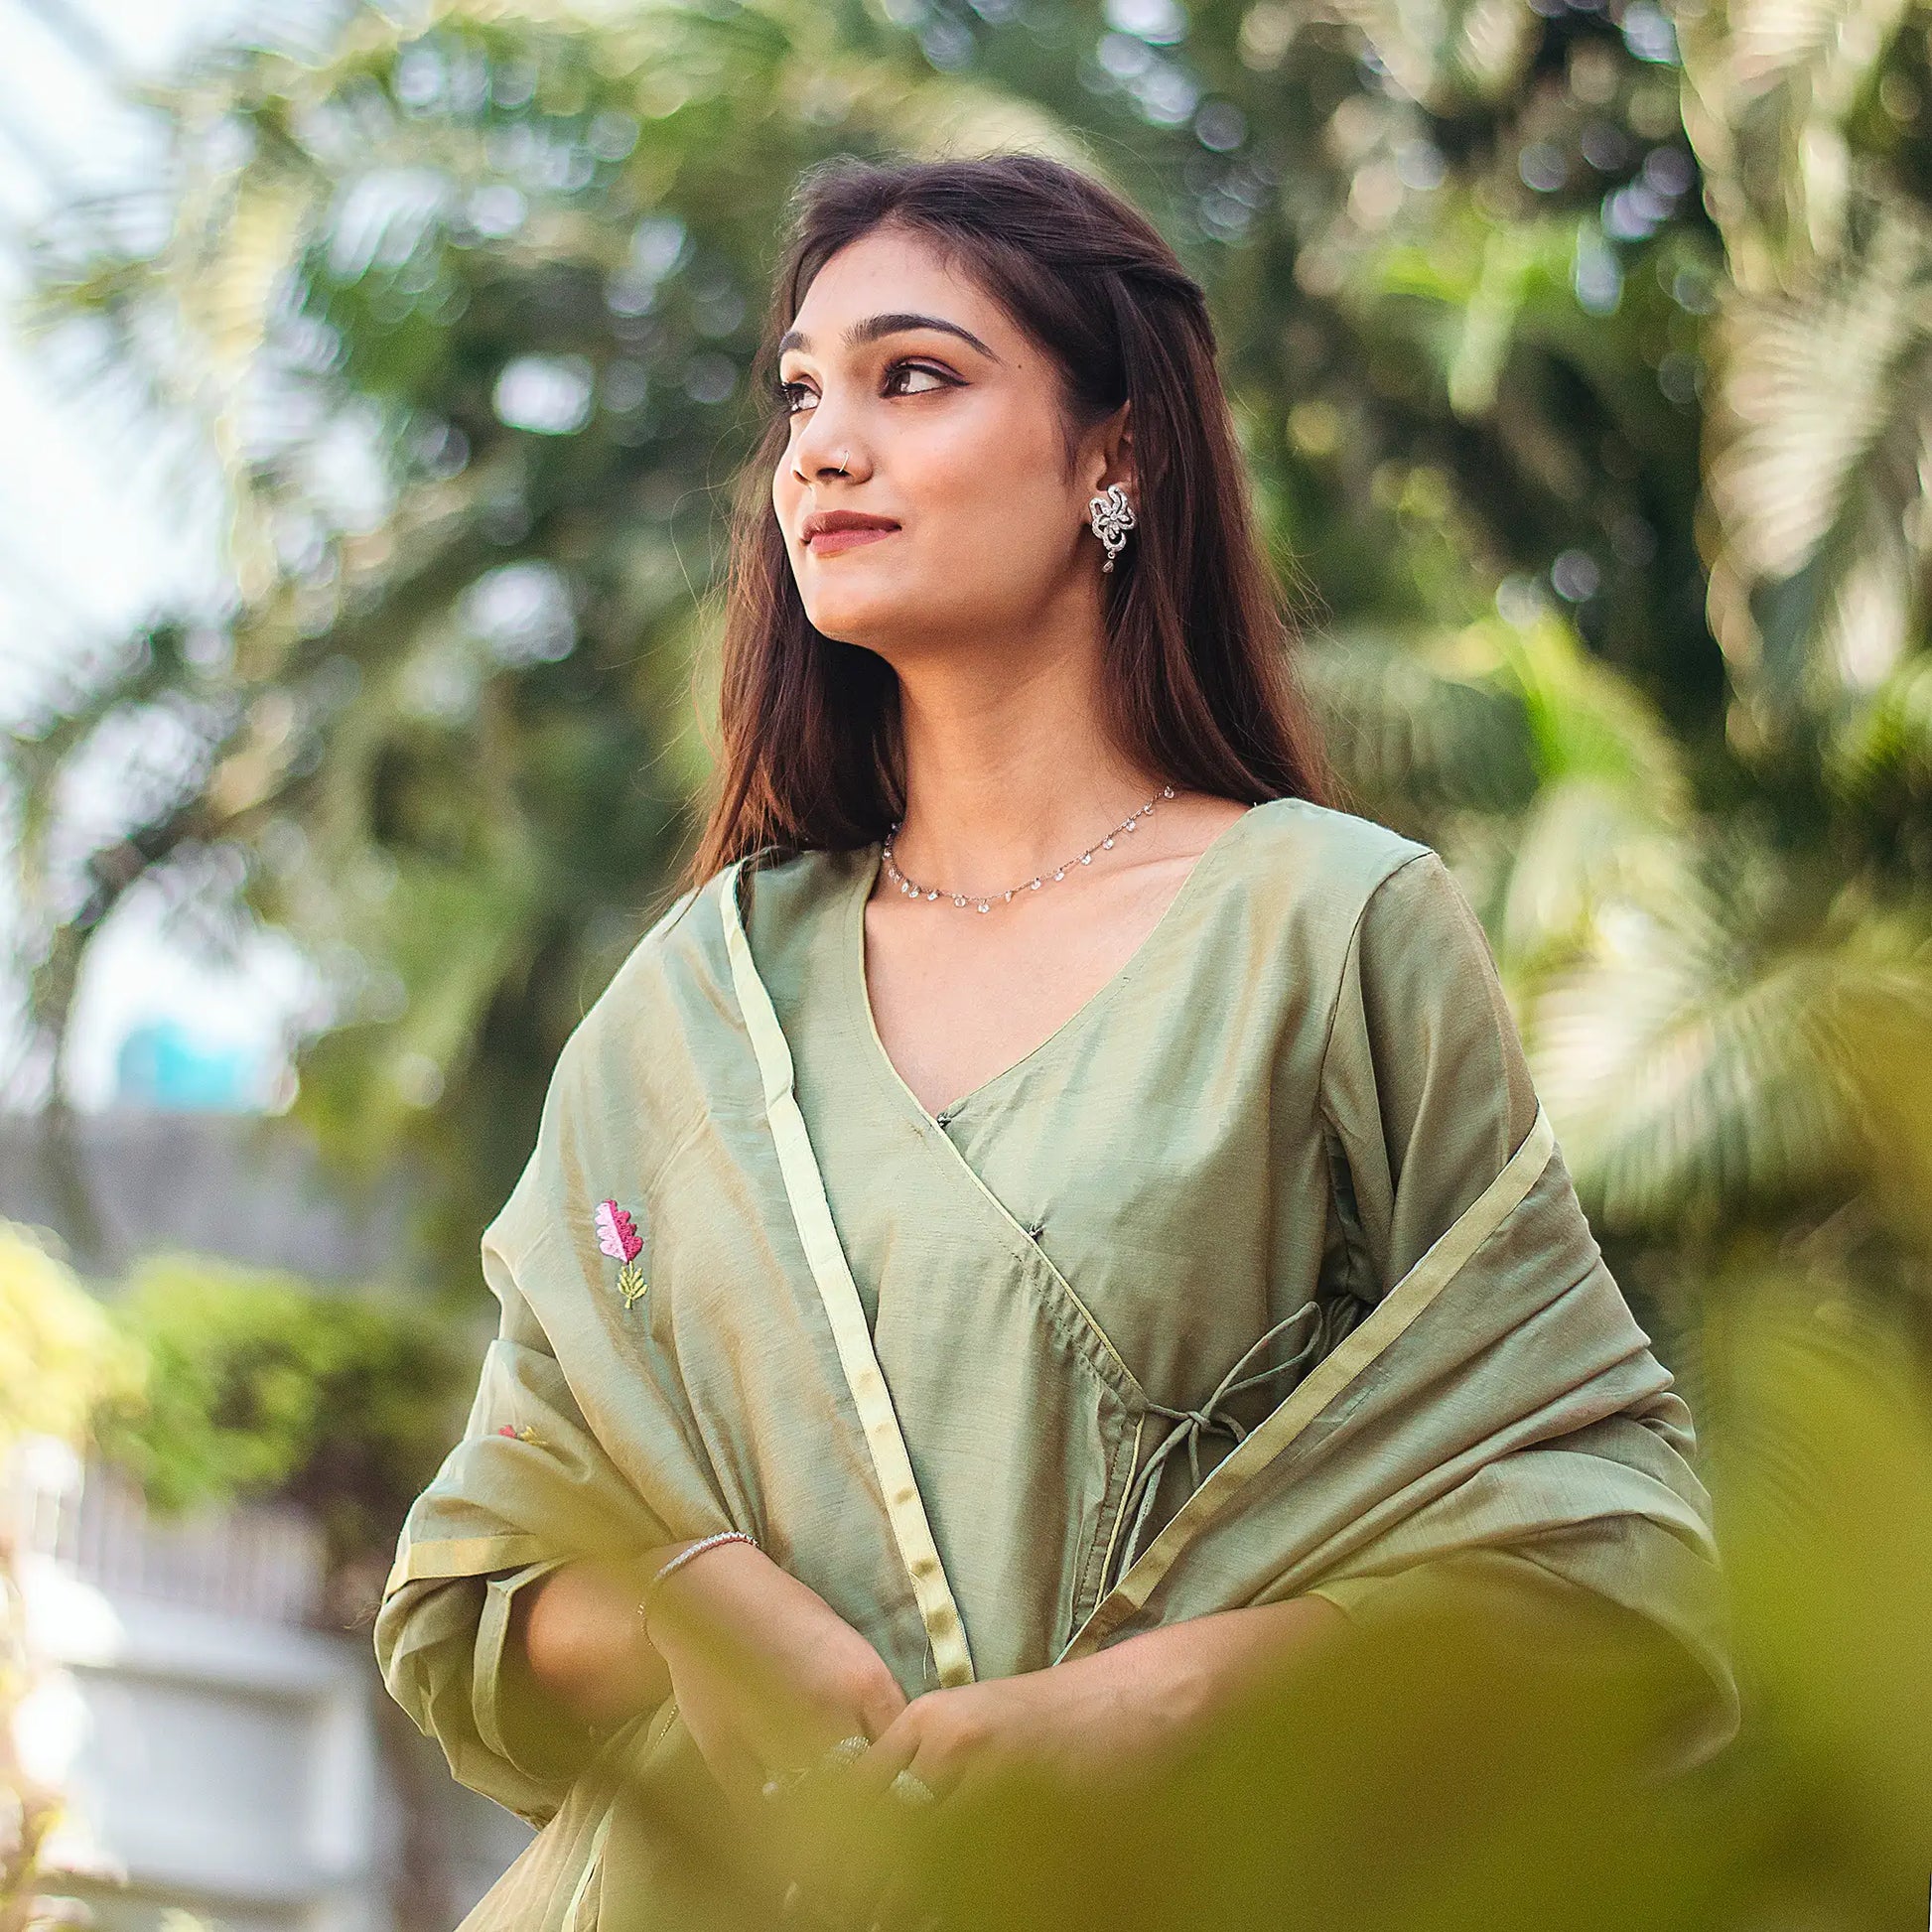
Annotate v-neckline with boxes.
[843,800,1269,1133]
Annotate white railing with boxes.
[7,1439,325,1626]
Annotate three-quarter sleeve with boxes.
[377,1560,591,1827]
[1305,847,1738,1767]
[374,1272,617,1825]
[374,1226,690,1825]
[473,1557,573,1766]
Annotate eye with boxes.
[773,376,814,416]
[883,359,956,397]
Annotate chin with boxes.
[801,590,918,648]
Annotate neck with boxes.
[887,617,1167,891]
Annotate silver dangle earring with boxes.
[1088,483,1136,573]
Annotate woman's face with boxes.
[769,224,1126,659]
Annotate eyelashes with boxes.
[771,359,957,417]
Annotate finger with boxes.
[847,1710,922,1799]
[808,1729,872,1778]
[895,1728,959,1805]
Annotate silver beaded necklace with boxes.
[882,785,1177,912]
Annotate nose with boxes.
[788,386,867,483]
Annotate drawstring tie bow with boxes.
[1108,1300,1326,1588]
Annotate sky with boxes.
[0,0,318,1112]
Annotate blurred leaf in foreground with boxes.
[561,1275,1932,1931]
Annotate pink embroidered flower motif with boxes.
[594,1198,648,1308]
[496,1423,542,1445]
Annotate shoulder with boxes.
[1217,797,1501,1025]
[489,860,771,1252]
[1226,794,1438,923]
[487,850,850,1262]
[517,868,736,1128]
[562,844,857,1062]
[1260,803,1518,1081]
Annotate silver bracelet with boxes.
[637,1530,758,1631]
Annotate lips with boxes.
[809,525,897,554]
[803,510,900,555]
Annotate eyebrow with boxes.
[776,311,1000,362]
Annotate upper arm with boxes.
[1319,849,1540,1298]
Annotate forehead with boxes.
[786,226,1014,349]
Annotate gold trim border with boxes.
[384,1532,551,1599]
[721,859,977,1688]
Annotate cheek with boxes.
[771,454,799,518]
[946,479,1078,592]
[900,413,1074,558]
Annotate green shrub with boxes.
[91,1251,474,1585]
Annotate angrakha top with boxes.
[374,796,1738,1928]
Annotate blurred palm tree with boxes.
[10,0,1087,1275]
[1678,0,1932,738]
[5,0,1930,1345]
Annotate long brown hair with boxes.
[682,151,1336,893]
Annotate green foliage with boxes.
[0,1223,142,1451]
[0,1233,137,1927]
[7,0,1786,1290]
[1678,0,1932,743]
[564,1282,1932,1930]
[0,0,1925,1498]
[90,1251,473,1572]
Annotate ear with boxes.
[1089,399,1135,501]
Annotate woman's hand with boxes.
[851,1595,1350,1804]
[849,1644,1193,1807]
[643,1538,910,1807]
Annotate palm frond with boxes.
[1299,620,1539,826]
[1824,649,1932,812]
[1484,615,1697,964]
[1700,195,1932,718]
[1677,0,1915,283]
[1526,831,1932,1237]
[1529,920,1861,1231]
[1325,0,1540,110]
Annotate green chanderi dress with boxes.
[374,796,1739,1927]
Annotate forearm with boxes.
[851,1594,1353,1802]
[513,1541,696,1728]
[1083,1594,1352,1731]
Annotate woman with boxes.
[375,153,1738,1928]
